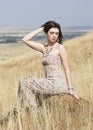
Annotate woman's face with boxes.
[47,27,59,44]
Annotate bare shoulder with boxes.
[58,44,68,62]
[58,44,67,53]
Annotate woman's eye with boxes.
[50,32,59,35]
[55,33,59,35]
[50,32,54,34]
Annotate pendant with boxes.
[45,46,53,54]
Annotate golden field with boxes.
[0,32,93,130]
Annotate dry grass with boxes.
[64,32,93,100]
[0,32,93,130]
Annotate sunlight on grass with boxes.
[0,32,93,130]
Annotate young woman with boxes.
[19,21,80,107]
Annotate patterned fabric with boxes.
[19,47,69,107]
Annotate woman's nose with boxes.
[53,33,56,36]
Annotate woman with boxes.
[19,21,79,107]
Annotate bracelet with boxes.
[68,86,74,91]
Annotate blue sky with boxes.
[0,0,93,28]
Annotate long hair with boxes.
[42,21,64,44]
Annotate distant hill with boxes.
[63,26,93,31]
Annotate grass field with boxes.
[0,32,93,130]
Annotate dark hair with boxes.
[42,21,64,44]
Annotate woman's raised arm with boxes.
[22,27,44,53]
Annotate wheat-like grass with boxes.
[0,32,93,130]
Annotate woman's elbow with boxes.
[22,38,30,44]
[22,37,26,43]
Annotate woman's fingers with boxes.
[69,91,80,100]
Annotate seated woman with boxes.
[19,20,80,107]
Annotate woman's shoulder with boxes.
[57,43,67,56]
[58,43,66,50]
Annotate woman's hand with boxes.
[68,87,80,100]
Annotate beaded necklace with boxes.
[44,45,53,54]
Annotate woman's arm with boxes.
[58,44,72,87]
[59,45,80,100]
[22,27,44,53]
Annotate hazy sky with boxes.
[0,0,93,28]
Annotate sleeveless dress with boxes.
[19,46,69,107]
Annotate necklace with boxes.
[44,46,53,54]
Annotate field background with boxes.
[0,30,93,130]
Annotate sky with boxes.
[0,0,93,28]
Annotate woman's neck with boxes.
[47,42,57,47]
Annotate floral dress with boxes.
[19,46,69,107]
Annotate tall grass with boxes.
[0,32,93,130]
